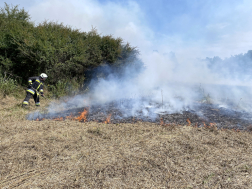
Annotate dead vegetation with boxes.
[0,96,252,188]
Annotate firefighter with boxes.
[22,73,48,107]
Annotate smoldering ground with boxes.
[27,51,252,131]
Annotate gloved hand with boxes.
[41,93,44,97]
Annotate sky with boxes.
[2,0,252,60]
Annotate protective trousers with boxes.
[22,92,40,106]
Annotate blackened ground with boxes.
[29,99,252,131]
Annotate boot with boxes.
[22,104,28,108]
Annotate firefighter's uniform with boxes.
[22,76,45,107]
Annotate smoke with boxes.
[15,0,252,119]
[32,48,252,122]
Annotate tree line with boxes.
[205,50,252,81]
[0,3,143,90]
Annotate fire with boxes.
[76,108,88,122]
[160,118,164,125]
[209,123,216,127]
[186,118,191,126]
[35,118,45,121]
[65,114,74,120]
[104,114,111,124]
[54,117,64,121]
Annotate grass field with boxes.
[0,96,252,188]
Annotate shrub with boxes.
[47,79,79,98]
[0,3,143,93]
[0,74,18,97]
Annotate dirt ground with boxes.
[0,96,252,189]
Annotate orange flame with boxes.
[209,123,216,127]
[76,108,89,122]
[160,118,164,125]
[65,114,74,120]
[186,118,191,126]
[54,117,64,121]
[104,114,111,124]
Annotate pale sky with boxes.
[2,0,252,59]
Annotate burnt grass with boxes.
[1,96,252,188]
[33,100,252,131]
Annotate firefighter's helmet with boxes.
[40,73,48,80]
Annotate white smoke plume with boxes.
[9,0,252,119]
[37,49,252,122]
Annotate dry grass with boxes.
[0,96,252,188]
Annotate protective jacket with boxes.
[27,76,44,96]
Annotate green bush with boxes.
[0,3,143,93]
[47,79,80,98]
[0,74,18,97]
